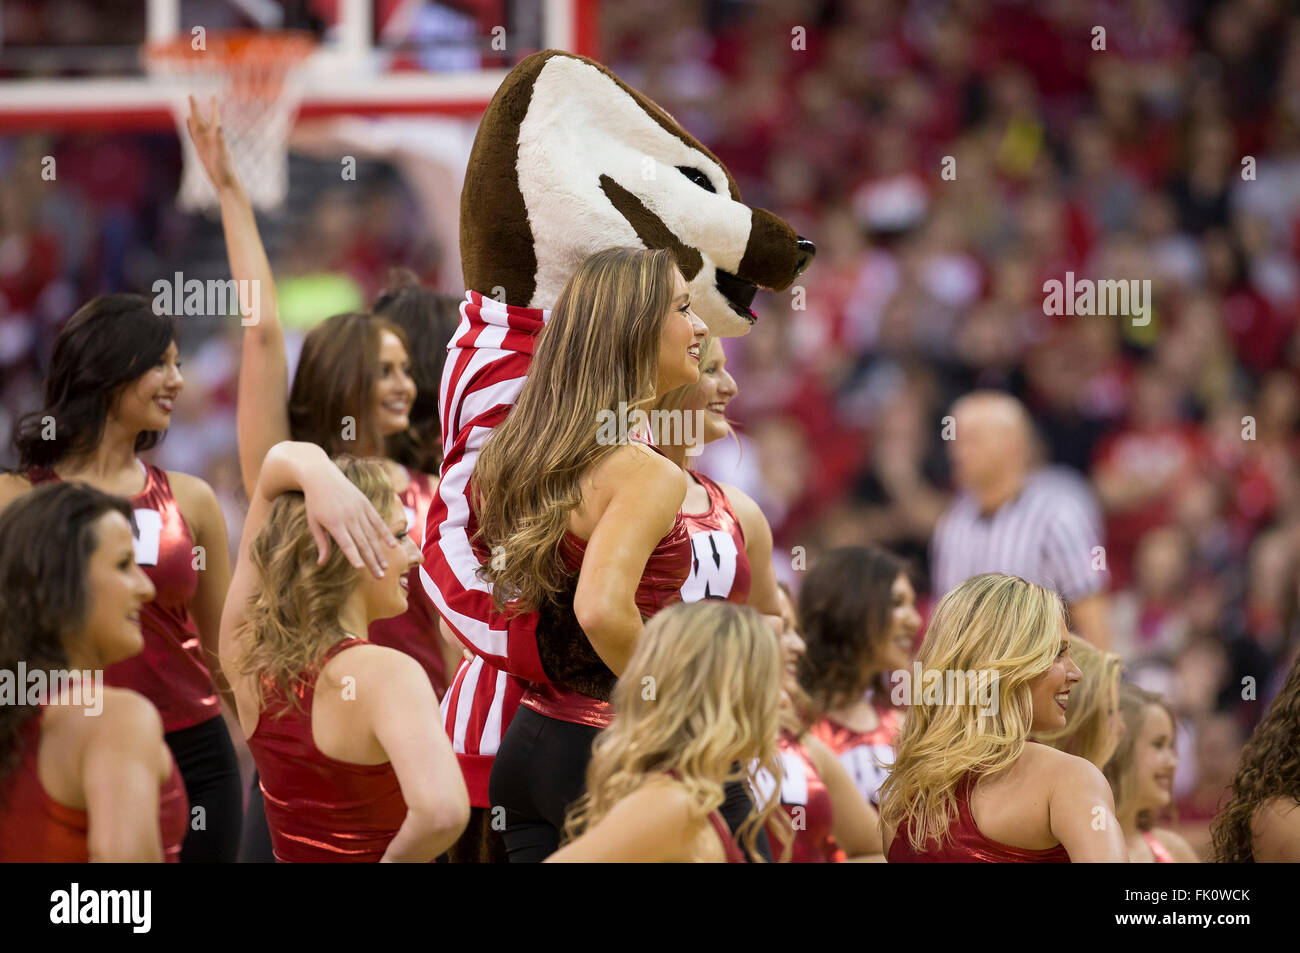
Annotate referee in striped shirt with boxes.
[931,391,1111,649]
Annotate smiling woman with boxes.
[474,246,710,862]
[0,302,242,862]
[0,483,191,863]
[880,573,1128,863]
[1103,685,1199,863]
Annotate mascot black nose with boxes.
[795,237,816,276]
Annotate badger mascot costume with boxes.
[420,50,813,862]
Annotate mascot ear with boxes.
[460,50,813,334]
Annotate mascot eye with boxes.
[676,166,717,193]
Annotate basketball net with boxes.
[144,31,317,213]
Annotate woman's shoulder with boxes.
[585,442,686,508]
[601,440,684,479]
[321,640,435,699]
[1009,742,1106,796]
[164,469,219,511]
[45,686,166,774]
[622,776,708,843]
[1250,797,1300,862]
[1150,826,1199,863]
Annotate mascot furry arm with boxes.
[420,51,812,802]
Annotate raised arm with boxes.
[219,442,397,668]
[186,96,291,497]
[1048,757,1129,862]
[573,448,687,677]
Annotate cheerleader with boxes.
[0,296,241,862]
[651,336,780,615]
[1212,652,1300,861]
[651,336,783,858]
[799,547,920,806]
[219,441,468,862]
[547,601,783,862]
[0,484,188,861]
[480,247,705,861]
[881,573,1127,862]
[1033,635,1124,768]
[188,101,459,860]
[765,583,885,862]
[1102,684,1199,863]
[186,100,454,695]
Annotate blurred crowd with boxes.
[614,0,1300,855]
[3,0,1299,859]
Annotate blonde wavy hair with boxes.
[561,601,790,861]
[879,573,1066,853]
[238,456,395,713]
[472,247,679,614]
[1034,635,1122,767]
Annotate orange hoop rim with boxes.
[142,29,317,73]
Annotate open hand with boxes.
[185,94,240,193]
[302,465,398,578]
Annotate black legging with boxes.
[164,715,243,863]
[489,704,772,862]
[238,771,276,863]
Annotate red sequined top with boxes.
[886,773,1072,863]
[810,698,903,807]
[367,467,449,698]
[0,711,189,862]
[1142,830,1174,863]
[708,808,747,864]
[767,730,844,863]
[555,435,692,618]
[679,471,750,604]
[520,432,691,729]
[32,463,218,732]
[247,638,408,862]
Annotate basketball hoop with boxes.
[144,30,317,213]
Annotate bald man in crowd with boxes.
[930,391,1111,649]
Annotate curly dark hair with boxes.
[0,483,136,786]
[372,268,462,474]
[796,546,906,715]
[1211,653,1300,862]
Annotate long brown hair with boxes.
[288,312,410,460]
[1211,654,1300,861]
[0,484,135,786]
[372,268,462,473]
[796,546,907,715]
[237,456,394,713]
[11,294,175,473]
[472,246,679,614]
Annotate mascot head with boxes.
[460,50,815,336]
